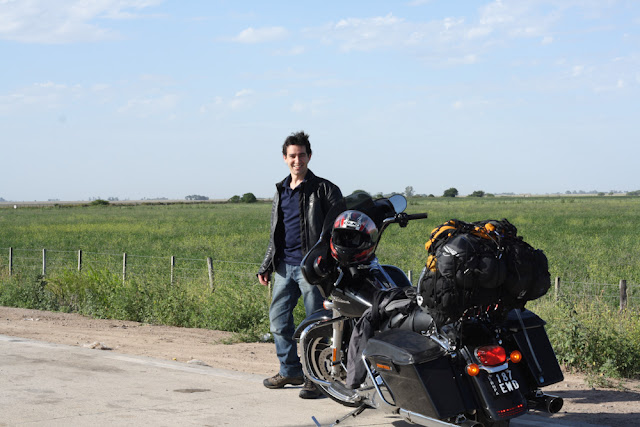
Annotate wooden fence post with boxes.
[78,249,83,272]
[170,256,175,285]
[42,249,46,276]
[207,257,215,292]
[9,247,12,276]
[620,279,628,312]
[554,277,561,301]
[122,253,127,283]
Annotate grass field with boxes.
[1,196,640,379]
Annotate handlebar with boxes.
[406,212,429,220]
[382,211,428,227]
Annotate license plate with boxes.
[486,369,520,396]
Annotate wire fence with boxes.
[0,247,260,292]
[1,246,638,309]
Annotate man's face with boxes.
[284,144,310,178]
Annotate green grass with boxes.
[2,196,640,378]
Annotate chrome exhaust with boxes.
[528,393,564,414]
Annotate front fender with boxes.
[294,309,332,340]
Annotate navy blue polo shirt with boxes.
[281,175,304,266]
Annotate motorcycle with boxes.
[295,193,564,427]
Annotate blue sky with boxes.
[1,1,638,201]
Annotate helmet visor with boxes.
[333,229,366,248]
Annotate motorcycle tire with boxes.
[303,322,361,408]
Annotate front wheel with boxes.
[302,322,360,408]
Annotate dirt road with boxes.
[1,306,639,426]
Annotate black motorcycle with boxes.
[295,193,563,427]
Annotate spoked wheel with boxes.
[303,323,360,408]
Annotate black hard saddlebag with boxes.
[505,309,564,387]
[363,329,466,419]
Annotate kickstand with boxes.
[332,404,367,426]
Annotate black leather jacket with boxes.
[258,170,343,277]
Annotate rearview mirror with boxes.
[389,194,407,214]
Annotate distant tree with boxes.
[443,187,459,197]
[228,195,241,203]
[90,199,109,206]
[185,195,209,201]
[428,194,435,198]
[241,192,257,203]
[628,190,640,196]
[0,197,6,202]
[405,186,415,198]
[373,192,384,198]
[469,190,485,198]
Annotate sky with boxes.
[1,0,639,201]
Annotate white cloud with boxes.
[290,98,330,115]
[325,13,406,52]
[230,89,255,110]
[117,94,178,117]
[234,89,254,97]
[232,26,288,43]
[199,96,223,114]
[407,0,434,6]
[451,98,490,110]
[572,65,585,77]
[274,45,306,56]
[0,81,83,113]
[0,0,162,44]
[306,1,594,58]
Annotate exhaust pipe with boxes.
[528,393,564,414]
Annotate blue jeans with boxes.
[270,262,324,378]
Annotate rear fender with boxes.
[294,309,332,340]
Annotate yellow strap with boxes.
[424,221,458,251]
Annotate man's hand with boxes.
[258,272,270,286]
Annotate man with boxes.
[258,131,343,399]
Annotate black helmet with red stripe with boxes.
[330,210,379,265]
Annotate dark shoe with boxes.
[299,377,323,399]
[263,373,304,389]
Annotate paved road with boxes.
[0,335,602,427]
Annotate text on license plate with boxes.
[487,369,520,395]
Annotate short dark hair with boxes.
[282,131,312,157]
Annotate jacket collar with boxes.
[277,169,316,190]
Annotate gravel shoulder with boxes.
[1,306,639,426]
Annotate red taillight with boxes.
[497,403,526,418]
[476,345,507,366]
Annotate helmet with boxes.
[330,210,379,265]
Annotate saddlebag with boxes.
[363,329,466,419]
[505,309,564,387]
